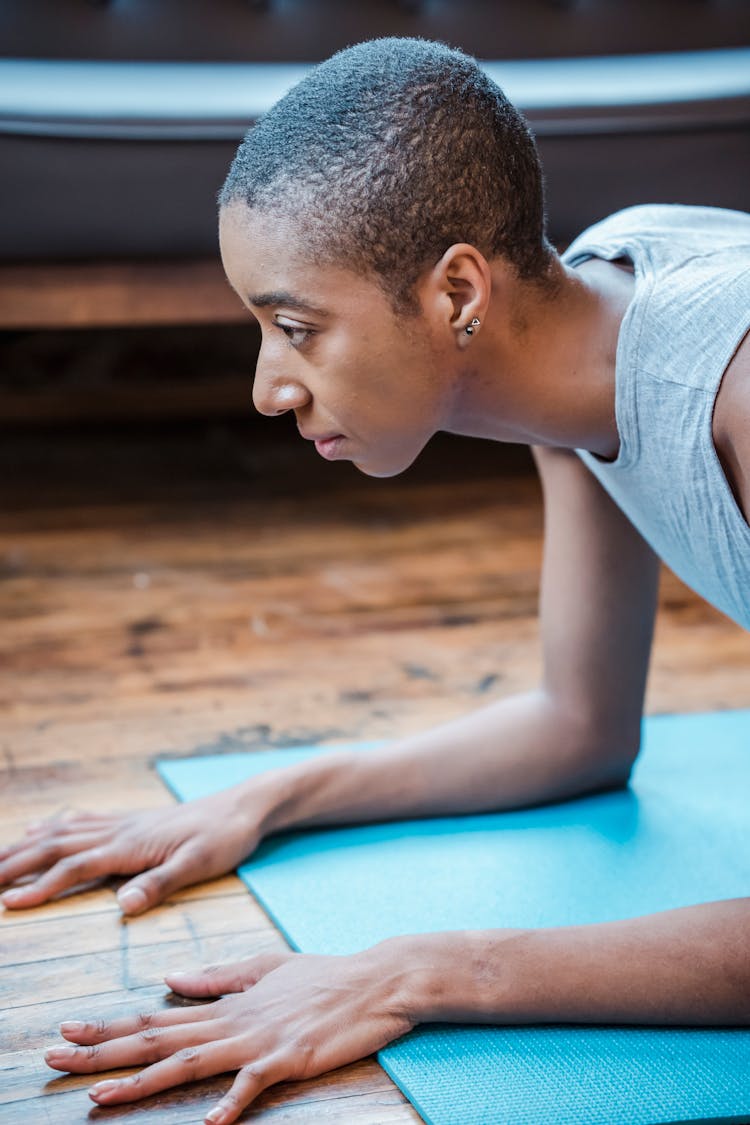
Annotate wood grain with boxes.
[1,421,748,1122]
[0,261,247,329]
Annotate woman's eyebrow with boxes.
[247,291,329,317]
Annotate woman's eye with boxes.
[275,323,312,348]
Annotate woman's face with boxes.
[219,201,458,478]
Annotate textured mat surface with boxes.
[158,710,750,1125]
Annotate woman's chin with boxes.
[353,451,419,479]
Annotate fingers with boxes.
[51,1003,290,1119]
[46,1017,226,1074]
[58,1003,220,1047]
[1,827,208,915]
[204,1055,288,1124]
[0,812,118,860]
[83,1040,275,1107]
[0,813,73,857]
[0,832,106,887]
[166,952,294,998]
[23,811,115,839]
[116,844,202,915]
[0,841,116,908]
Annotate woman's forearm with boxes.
[258,688,636,836]
[385,898,750,1027]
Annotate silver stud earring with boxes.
[465,317,481,336]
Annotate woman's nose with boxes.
[252,364,311,417]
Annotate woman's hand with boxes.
[44,946,416,1124]
[0,782,274,914]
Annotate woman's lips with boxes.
[314,435,345,460]
[298,428,347,460]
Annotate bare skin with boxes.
[4,199,750,1122]
[713,324,750,525]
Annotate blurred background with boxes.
[1,0,749,443]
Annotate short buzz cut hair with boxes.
[219,37,553,311]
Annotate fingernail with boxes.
[60,1020,85,1034]
[45,1046,76,1060]
[117,887,147,912]
[2,890,23,904]
[89,1080,119,1100]
[205,1109,227,1124]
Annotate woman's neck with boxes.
[447,255,634,457]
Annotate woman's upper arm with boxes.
[532,445,660,766]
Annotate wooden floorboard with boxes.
[1,421,748,1123]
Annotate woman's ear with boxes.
[420,242,491,346]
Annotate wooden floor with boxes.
[2,419,749,1124]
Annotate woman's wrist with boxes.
[236,749,360,839]
[365,902,750,1029]
[365,929,533,1025]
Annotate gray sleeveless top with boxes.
[562,205,750,630]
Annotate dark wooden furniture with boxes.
[1,1,749,329]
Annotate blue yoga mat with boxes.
[157,710,750,1125]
